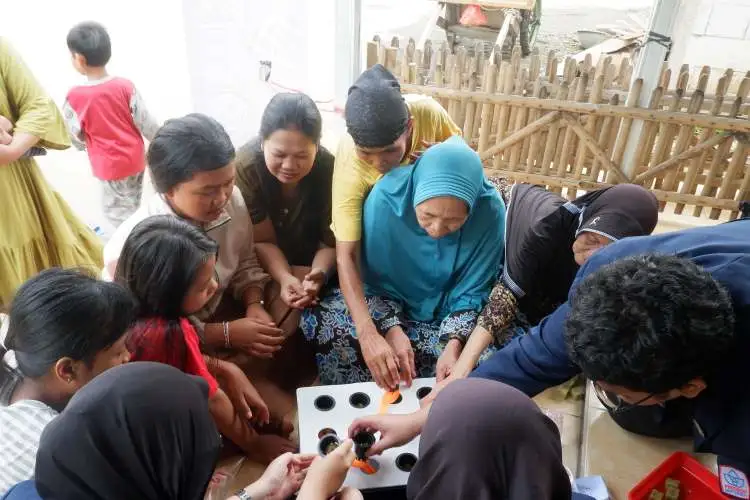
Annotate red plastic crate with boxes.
[629,451,724,499]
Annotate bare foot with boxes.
[244,434,297,464]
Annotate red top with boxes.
[127,317,219,397]
[65,77,146,181]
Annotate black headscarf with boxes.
[503,183,659,324]
[35,362,221,500]
[345,64,409,148]
[576,183,658,240]
[408,378,572,500]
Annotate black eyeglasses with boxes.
[592,382,657,415]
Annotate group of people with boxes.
[1,18,749,500]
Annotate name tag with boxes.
[720,466,750,499]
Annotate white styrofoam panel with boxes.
[297,378,436,491]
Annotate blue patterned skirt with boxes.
[301,288,507,385]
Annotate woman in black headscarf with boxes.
[4,362,315,500]
[435,183,659,381]
[350,377,584,500]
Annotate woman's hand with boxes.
[359,325,400,390]
[301,268,326,301]
[435,339,462,382]
[229,318,285,358]
[245,452,316,500]
[0,116,12,145]
[247,302,276,324]
[280,274,308,308]
[298,439,356,500]
[221,363,270,424]
[384,327,416,387]
[348,413,423,457]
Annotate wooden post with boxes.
[366,41,380,69]
[619,0,681,179]
[478,64,499,153]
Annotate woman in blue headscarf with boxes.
[302,136,505,387]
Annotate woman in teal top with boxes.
[302,137,505,387]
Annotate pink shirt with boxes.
[64,76,158,181]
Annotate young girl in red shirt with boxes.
[114,214,295,463]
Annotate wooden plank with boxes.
[478,64,499,153]
[711,132,750,219]
[562,113,629,183]
[366,41,380,69]
[479,111,561,160]
[632,86,664,179]
[492,61,517,170]
[540,82,571,176]
[574,74,604,179]
[648,72,689,188]
[384,47,398,74]
[692,76,741,216]
[590,93,620,182]
[463,72,480,140]
[657,83,707,205]
[398,84,750,132]
[634,133,730,184]
[507,70,529,171]
[482,169,740,211]
[554,75,588,193]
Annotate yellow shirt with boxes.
[331,94,461,242]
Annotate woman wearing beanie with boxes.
[303,137,505,387]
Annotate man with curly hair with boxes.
[351,218,750,498]
[471,218,750,481]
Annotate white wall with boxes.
[670,0,750,81]
[0,0,193,122]
[181,0,340,146]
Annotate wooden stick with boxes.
[398,84,750,132]
[590,93,620,182]
[479,111,561,160]
[540,83,570,176]
[691,76,737,216]
[634,133,730,184]
[574,74,604,179]
[482,169,740,211]
[656,86,706,204]
[712,132,749,219]
[463,73,480,140]
[562,113,629,183]
[367,41,380,69]
[478,65,499,153]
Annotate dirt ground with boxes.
[363,1,651,59]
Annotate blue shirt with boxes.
[472,219,750,472]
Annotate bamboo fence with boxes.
[367,36,750,220]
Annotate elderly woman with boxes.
[302,136,505,388]
[437,182,659,381]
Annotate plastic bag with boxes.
[204,457,246,500]
[459,5,488,27]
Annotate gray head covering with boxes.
[345,64,409,148]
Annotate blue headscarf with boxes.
[362,136,506,322]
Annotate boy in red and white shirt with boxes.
[63,21,160,228]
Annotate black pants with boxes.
[606,397,694,439]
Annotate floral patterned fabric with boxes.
[301,288,488,385]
